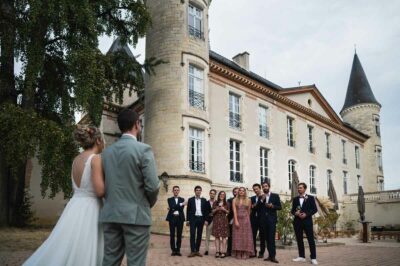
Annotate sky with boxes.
[69,0,400,190]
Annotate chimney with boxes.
[232,52,250,71]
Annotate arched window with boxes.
[288,160,296,190]
[309,165,316,194]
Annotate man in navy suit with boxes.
[226,186,239,257]
[186,185,211,257]
[257,181,281,263]
[166,186,185,256]
[250,183,264,258]
[291,182,318,265]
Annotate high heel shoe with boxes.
[215,252,220,258]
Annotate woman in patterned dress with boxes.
[212,191,229,258]
[232,187,254,259]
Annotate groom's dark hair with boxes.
[118,108,140,133]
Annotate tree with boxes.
[0,0,160,226]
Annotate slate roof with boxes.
[341,53,380,112]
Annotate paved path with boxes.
[1,232,399,266]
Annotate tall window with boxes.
[260,148,269,184]
[325,133,331,159]
[342,140,347,164]
[355,146,360,169]
[357,175,361,188]
[308,125,314,153]
[376,146,383,172]
[288,160,296,189]
[373,114,381,137]
[309,165,316,194]
[343,171,348,195]
[230,140,242,182]
[229,93,241,130]
[287,117,295,147]
[189,127,205,173]
[378,178,384,191]
[258,105,269,138]
[188,64,204,109]
[327,169,332,194]
[188,4,203,39]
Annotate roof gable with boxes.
[280,85,342,124]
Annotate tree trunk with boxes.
[0,155,9,226]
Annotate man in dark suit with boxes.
[250,183,264,258]
[257,181,281,263]
[166,186,185,256]
[204,189,217,255]
[291,182,318,265]
[226,186,239,257]
[186,185,211,257]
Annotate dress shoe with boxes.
[171,252,176,256]
[188,252,196,257]
[204,251,208,255]
[264,257,271,261]
[176,252,182,256]
[196,252,203,257]
[249,255,256,258]
[292,257,306,262]
[270,257,279,263]
[258,254,264,259]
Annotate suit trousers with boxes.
[169,216,184,252]
[103,223,150,266]
[205,221,213,252]
[251,216,265,255]
[293,220,316,259]
[261,216,277,258]
[227,223,233,255]
[189,216,205,252]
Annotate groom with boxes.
[100,109,160,266]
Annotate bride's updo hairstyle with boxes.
[74,125,102,150]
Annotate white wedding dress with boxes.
[24,154,104,266]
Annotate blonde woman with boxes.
[23,125,105,266]
[232,187,254,259]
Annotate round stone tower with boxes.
[340,52,383,192]
[145,0,212,233]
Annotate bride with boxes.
[24,125,105,266]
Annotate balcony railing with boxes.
[189,160,205,173]
[188,25,204,40]
[189,90,205,110]
[343,189,400,203]
[259,125,269,138]
[229,112,241,130]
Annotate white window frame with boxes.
[342,140,347,164]
[325,133,331,159]
[230,139,242,182]
[188,64,204,109]
[376,146,383,172]
[373,114,381,137]
[343,171,348,195]
[188,4,203,39]
[327,169,332,194]
[308,125,314,153]
[258,105,269,138]
[309,165,316,194]
[260,147,269,184]
[189,127,205,173]
[288,160,296,190]
[229,93,241,130]
[355,146,360,169]
[287,117,295,147]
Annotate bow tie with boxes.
[299,196,305,198]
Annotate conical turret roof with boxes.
[341,53,380,113]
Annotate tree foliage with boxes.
[0,0,160,225]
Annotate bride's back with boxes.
[72,153,96,193]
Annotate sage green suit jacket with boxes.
[100,135,160,226]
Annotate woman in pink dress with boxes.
[232,187,254,259]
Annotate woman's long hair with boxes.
[217,191,227,205]
[235,187,250,206]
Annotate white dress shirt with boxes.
[173,197,179,215]
[122,133,137,140]
[195,197,202,216]
[265,192,271,203]
[299,194,306,207]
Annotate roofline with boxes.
[209,59,369,143]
